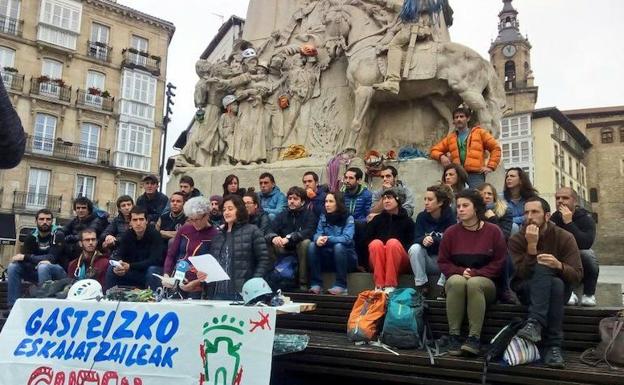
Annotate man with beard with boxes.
[68,228,109,287]
[341,167,373,269]
[101,195,134,258]
[178,175,202,199]
[7,209,66,307]
[63,196,108,261]
[156,192,187,247]
[509,197,583,369]
[267,186,317,289]
[209,195,224,227]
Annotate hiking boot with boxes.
[461,336,481,356]
[373,80,400,94]
[308,285,321,295]
[327,286,348,296]
[581,294,597,307]
[543,346,565,369]
[516,319,542,343]
[567,292,579,306]
[447,334,463,356]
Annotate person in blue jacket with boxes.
[408,184,455,291]
[257,172,287,221]
[307,192,356,295]
[340,167,373,270]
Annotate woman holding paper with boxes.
[162,197,218,298]
[206,194,271,299]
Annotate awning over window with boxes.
[0,213,16,245]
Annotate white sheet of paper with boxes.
[188,254,230,283]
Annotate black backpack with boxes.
[481,317,524,384]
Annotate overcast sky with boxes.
[119,0,623,167]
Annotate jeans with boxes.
[514,264,571,347]
[104,265,157,291]
[307,242,356,289]
[579,249,599,296]
[145,265,164,291]
[446,275,496,337]
[274,239,311,287]
[7,262,67,306]
[466,172,486,189]
[407,244,440,286]
[499,253,515,292]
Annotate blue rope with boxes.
[399,0,444,22]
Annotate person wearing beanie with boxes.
[209,195,224,227]
[365,188,415,292]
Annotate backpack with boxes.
[381,288,425,349]
[481,317,524,385]
[347,290,387,342]
[265,255,298,291]
[581,310,624,370]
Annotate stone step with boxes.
[320,272,624,306]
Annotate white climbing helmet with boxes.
[241,48,257,59]
[222,94,237,108]
[67,279,103,300]
[241,277,273,305]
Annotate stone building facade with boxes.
[564,106,624,264]
[0,0,174,263]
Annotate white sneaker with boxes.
[567,292,579,306]
[581,294,597,307]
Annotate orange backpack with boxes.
[347,290,387,342]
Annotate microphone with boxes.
[172,260,190,296]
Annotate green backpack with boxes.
[381,288,425,349]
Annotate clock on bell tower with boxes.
[488,0,538,115]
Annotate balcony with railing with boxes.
[121,49,160,76]
[86,40,112,62]
[30,77,71,102]
[76,89,114,112]
[12,191,62,213]
[1,70,24,92]
[25,135,111,166]
[114,151,151,172]
[0,14,23,37]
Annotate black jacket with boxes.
[136,192,169,223]
[249,211,271,239]
[21,229,65,269]
[266,206,317,250]
[414,208,456,255]
[366,208,415,251]
[100,213,130,244]
[550,207,595,250]
[63,213,108,244]
[485,206,514,240]
[209,223,271,294]
[0,80,25,169]
[115,224,164,271]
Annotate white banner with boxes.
[0,299,276,385]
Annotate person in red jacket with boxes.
[438,189,506,356]
[430,106,501,189]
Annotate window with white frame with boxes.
[79,123,100,162]
[40,58,63,96]
[27,168,50,209]
[129,35,148,66]
[0,0,21,35]
[85,70,105,106]
[37,0,82,49]
[502,140,531,164]
[0,46,15,87]
[501,114,530,139]
[120,70,156,120]
[115,122,152,171]
[33,113,56,154]
[118,180,136,200]
[75,175,95,200]
[89,23,109,60]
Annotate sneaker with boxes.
[567,292,579,306]
[447,334,463,356]
[327,286,348,296]
[308,285,321,295]
[543,346,565,369]
[461,336,481,356]
[516,319,542,343]
[581,294,597,307]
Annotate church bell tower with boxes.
[489,0,538,114]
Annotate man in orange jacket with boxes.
[430,107,501,188]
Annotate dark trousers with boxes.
[354,222,368,270]
[580,249,599,296]
[105,265,161,291]
[514,264,571,347]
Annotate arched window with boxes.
[504,60,516,90]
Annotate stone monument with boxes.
[169,0,506,196]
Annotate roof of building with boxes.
[562,105,624,118]
[200,15,246,60]
[532,107,592,149]
[87,0,176,41]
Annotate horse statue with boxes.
[321,0,506,149]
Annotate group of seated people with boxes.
[7,107,599,368]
